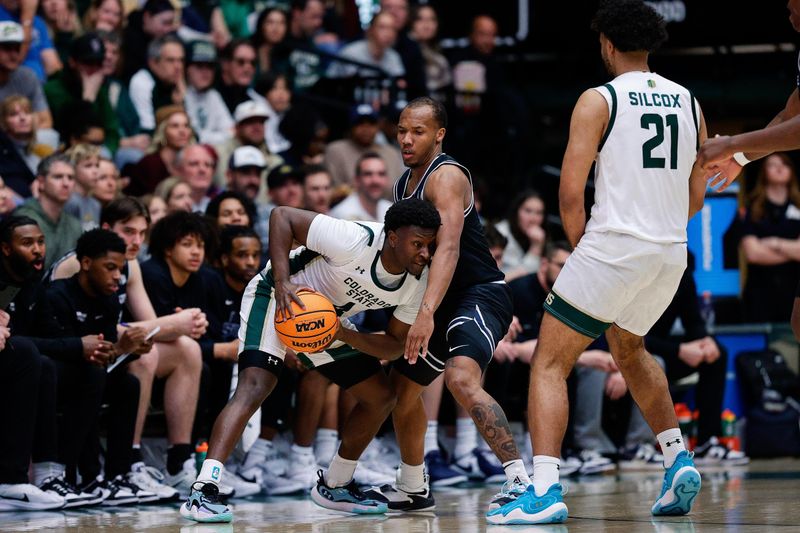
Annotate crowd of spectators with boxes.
[0,0,790,512]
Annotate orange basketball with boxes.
[274,289,338,353]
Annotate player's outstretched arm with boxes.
[337,317,411,361]
[560,89,608,247]
[700,116,800,171]
[269,207,319,319]
[702,88,800,185]
[403,166,467,364]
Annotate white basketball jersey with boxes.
[585,71,700,243]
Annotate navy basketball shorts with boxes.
[394,281,513,386]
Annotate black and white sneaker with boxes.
[81,476,138,506]
[363,475,435,512]
[693,437,750,466]
[119,474,159,503]
[40,475,98,508]
[0,483,65,511]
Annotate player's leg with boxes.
[488,311,599,525]
[181,355,280,523]
[361,366,434,511]
[610,245,700,516]
[309,355,392,514]
[605,325,700,515]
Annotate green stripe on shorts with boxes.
[543,290,611,339]
[243,275,274,350]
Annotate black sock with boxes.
[131,446,143,465]
[166,444,193,476]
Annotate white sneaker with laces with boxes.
[0,483,65,511]
[164,458,199,497]
[223,471,262,498]
[360,438,399,477]
[239,448,306,496]
[128,462,179,501]
[286,452,322,490]
[39,474,98,507]
[577,450,616,475]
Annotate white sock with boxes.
[315,429,339,467]
[454,417,478,459]
[477,437,491,452]
[502,459,531,485]
[33,462,65,486]
[532,455,560,497]
[398,461,425,491]
[657,428,686,468]
[291,444,314,457]
[198,459,224,485]
[325,453,357,488]
[424,421,439,455]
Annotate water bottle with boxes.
[700,291,715,332]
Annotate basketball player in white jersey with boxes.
[180,198,441,523]
[489,0,709,524]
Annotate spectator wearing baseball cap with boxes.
[323,103,404,191]
[225,145,273,253]
[184,41,234,146]
[0,1,62,82]
[0,21,53,130]
[44,32,122,153]
[213,99,283,193]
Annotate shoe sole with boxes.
[180,502,233,523]
[652,467,701,516]
[486,502,568,525]
[310,486,387,514]
[101,496,139,506]
[0,500,65,511]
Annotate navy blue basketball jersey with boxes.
[393,153,503,296]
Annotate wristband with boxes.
[733,152,750,166]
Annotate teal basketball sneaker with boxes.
[651,450,701,516]
[486,483,568,525]
[180,482,233,523]
[310,470,388,514]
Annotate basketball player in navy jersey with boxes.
[364,98,532,513]
[700,0,800,188]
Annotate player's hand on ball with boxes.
[274,280,307,322]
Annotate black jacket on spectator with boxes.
[508,273,548,342]
[216,82,251,116]
[140,257,221,360]
[0,263,83,360]
[202,267,243,342]
[0,130,35,199]
[46,276,121,342]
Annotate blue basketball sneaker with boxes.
[487,477,528,511]
[486,483,568,525]
[180,482,232,523]
[651,450,701,516]
[310,470,388,514]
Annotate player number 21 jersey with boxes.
[586,71,701,243]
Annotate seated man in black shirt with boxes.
[0,216,64,510]
[202,225,262,422]
[141,212,260,497]
[46,228,155,504]
[51,198,207,501]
